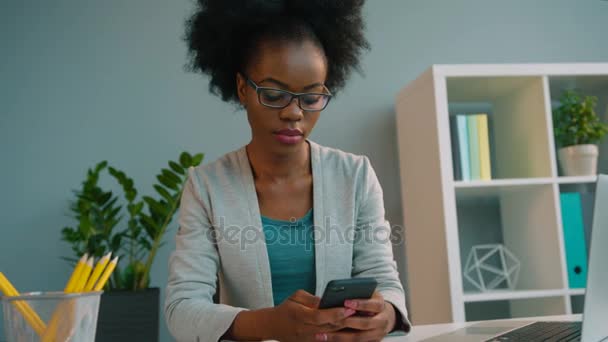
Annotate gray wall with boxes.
[1,0,607,340]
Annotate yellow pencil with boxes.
[64,254,88,292]
[73,257,94,292]
[0,272,46,336]
[84,252,112,291]
[42,254,92,341]
[93,256,119,291]
[44,256,118,342]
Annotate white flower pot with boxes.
[557,144,599,176]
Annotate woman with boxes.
[165,1,411,341]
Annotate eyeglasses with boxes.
[242,74,332,112]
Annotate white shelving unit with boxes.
[394,63,608,324]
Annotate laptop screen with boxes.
[581,174,608,342]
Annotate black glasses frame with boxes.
[241,73,333,112]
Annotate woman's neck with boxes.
[246,140,311,182]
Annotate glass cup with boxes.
[1,291,102,342]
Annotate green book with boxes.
[467,115,480,180]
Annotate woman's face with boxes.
[237,38,328,155]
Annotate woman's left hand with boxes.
[315,291,396,342]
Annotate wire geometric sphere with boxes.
[464,244,521,292]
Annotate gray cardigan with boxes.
[164,140,411,341]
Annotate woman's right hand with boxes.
[269,290,357,341]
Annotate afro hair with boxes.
[184,0,370,103]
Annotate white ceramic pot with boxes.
[557,144,599,176]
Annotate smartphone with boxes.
[318,277,377,309]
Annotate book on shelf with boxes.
[476,114,492,180]
[467,115,481,180]
[559,192,588,289]
[449,117,462,181]
[450,115,471,181]
[457,115,471,181]
[450,113,492,181]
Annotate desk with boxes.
[385,314,582,341]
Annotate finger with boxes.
[316,327,384,342]
[297,308,353,336]
[289,289,321,308]
[305,306,357,326]
[312,321,347,334]
[342,315,384,331]
[344,298,385,314]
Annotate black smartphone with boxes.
[318,277,378,309]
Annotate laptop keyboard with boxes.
[486,321,582,342]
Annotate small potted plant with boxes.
[60,152,203,342]
[553,89,608,176]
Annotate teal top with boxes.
[261,208,316,306]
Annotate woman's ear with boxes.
[236,73,247,107]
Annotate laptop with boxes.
[424,174,608,342]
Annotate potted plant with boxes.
[60,152,203,342]
[553,89,608,176]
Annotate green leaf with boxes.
[140,213,160,237]
[128,202,144,216]
[108,167,122,180]
[61,227,82,243]
[122,262,136,290]
[78,216,94,236]
[105,217,121,233]
[179,152,192,168]
[162,169,181,185]
[130,224,142,239]
[107,207,122,222]
[101,196,119,213]
[157,174,178,191]
[95,161,108,173]
[61,226,76,234]
[111,234,122,252]
[192,153,204,166]
[123,261,149,290]
[135,201,144,214]
[169,161,185,175]
[126,190,137,202]
[99,191,113,205]
[139,237,153,249]
[154,185,174,204]
[143,196,169,217]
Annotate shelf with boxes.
[447,76,538,102]
[463,289,566,303]
[465,296,568,321]
[454,177,599,198]
[455,176,598,188]
[455,178,556,188]
[396,64,608,324]
[556,176,598,184]
[454,178,553,199]
[568,289,585,296]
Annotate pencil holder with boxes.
[1,291,102,342]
